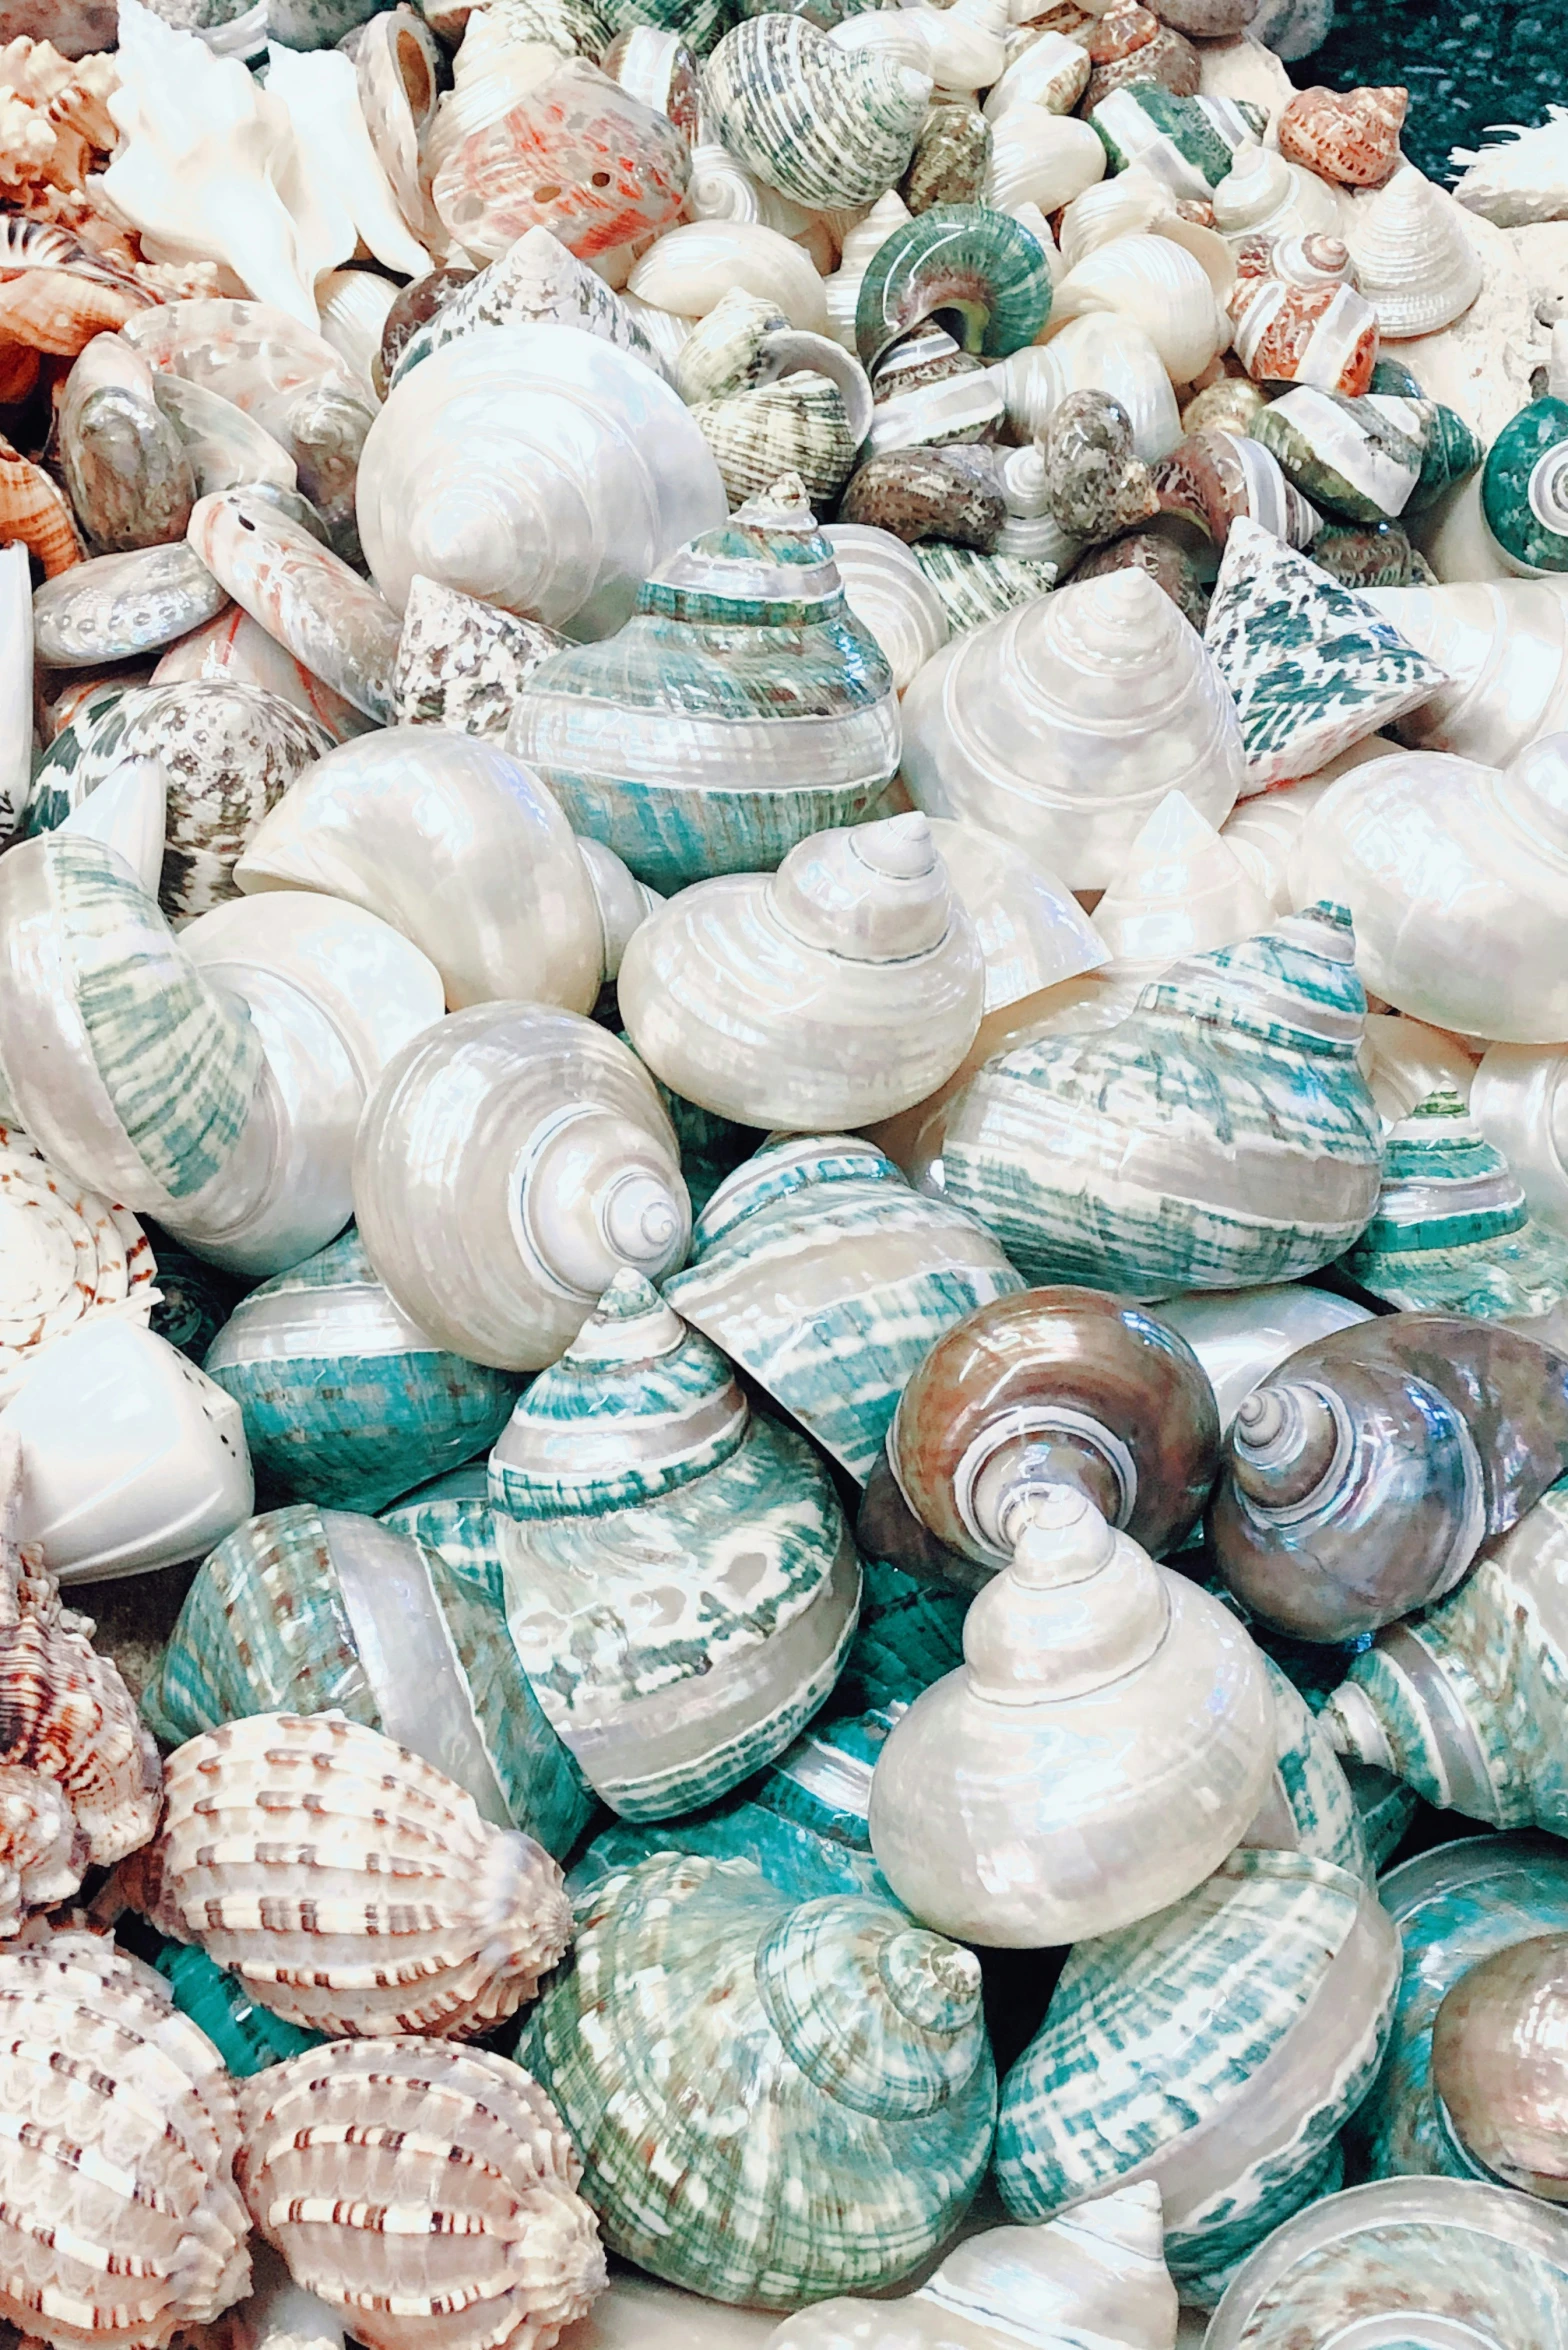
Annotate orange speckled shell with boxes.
[1228,275,1380,397]
[1277,84,1408,189]
[0,433,82,574]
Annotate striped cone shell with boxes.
[125,1712,574,2041]
[235,2039,606,2350]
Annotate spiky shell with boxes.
[235,2039,606,2350]
[0,1928,250,2350]
[129,1712,575,2041]
[519,1851,997,2308]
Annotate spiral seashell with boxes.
[995,1849,1398,2300]
[822,186,910,352]
[1089,85,1266,202]
[865,321,1005,455]
[900,96,992,214]
[391,573,566,737]
[821,521,949,693]
[388,225,668,388]
[1229,275,1379,398]
[1154,428,1320,550]
[985,102,1104,213]
[58,329,195,555]
[996,313,1181,463]
[679,303,872,509]
[520,1850,996,2306]
[353,1003,689,1373]
[1471,1041,1568,1241]
[854,202,1051,371]
[1092,784,1273,978]
[984,25,1090,121]
[0,1123,158,1405]
[702,16,931,211]
[1083,11,1198,109]
[148,372,298,505]
[870,1490,1274,1945]
[0,432,82,580]
[1342,163,1483,342]
[603,22,698,132]
[493,1270,859,1819]
[1050,231,1222,385]
[356,323,726,633]
[1277,82,1407,189]
[1450,106,1568,229]
[235,2038,605,2350]
[1211,137,1342,246]
[1429,1929,1568,2198]
[627,217,829,332]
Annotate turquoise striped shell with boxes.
[1340,1089,1568,1326]
[0,834,264,1212]
[939,902,1383,1294]
[382,1463,502,1604]
[996,1849,1400,2306]
[518,1851,996,2307]
[831,1554,967,1716]
[569,1707,904,1910]
[913,543,1062,631]
[664,1134,1024,1482]
[856,206,1053,372]
[141,1502,592,1860]
[146,1935,327,2077]
[1262,1660,1371,1885]
[1350,1835,1568,2186]
[204,1229,522,1515]
[506,482,900,890]
[701,15,930,211]
[1090,86,1266,193]
[494,1271,860,1820]
[1350,1762,1420,1874]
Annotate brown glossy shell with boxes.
[0,429,83,573]
[1277,84,1408,188]
[839,447,1006,550]
[1432,1933,1568,2199]
[236,2038,607,2350]
[127,1712,574,2041]
[0,1927,250,2350]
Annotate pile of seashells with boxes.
[7,0,1568,2343]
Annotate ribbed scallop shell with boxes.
[129,1711,575,2040]
[236,2039,606,2350]
[0,1929,250,2350]
[702,17,930,211]
[1345,164,1484,340]
[518,1851,996,2308]
[0,1123,157,1405]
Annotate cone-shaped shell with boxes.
[619,812,984,1130]
[1346,164,1484,340]
[665,1136,1023,1482]
[939,902,1382,1296]
[508,483,900,890]
[1212,1312,1568,1643]
[924,816,1106,1013]
[1091,788,1273,975]
[130,1711,575,2040]
[235,2040,607,2350]
[900,566,1246,890]
[702,16,931,211]
[1212,139,1341,243]
[141,1499,591,1859]
[492,1272,860,1818]
[995,1850,1399,2301]
[519,1851,996,2306]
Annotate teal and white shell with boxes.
[1090,86,1266,198]
[381,1463,501,1604]
[494,1270,859,1820]
[1350,1834,1568,2186]
[664,1134,1024,1482]
[995,1848,1400,2305]
[0,833,264,1216]
[1339,1089,1568,1336]
[140,1501,593,1861]
[701,15,930,211]
[939,901,1382,1295]
[204,1228,523,1515]
[1257,1659,1372,1885]
[831,1554,968,1716]
[517,1850,997,2308]
[506,480,900,891]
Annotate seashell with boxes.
[1206,2176,1568,2344]
[150,371,299,503]
[1228,276,1379,397]
[839,443,1006,548]
[263,44,431,282]
[1291,738,1568,1043]
[1211,138,1341,246]
[1471,1042,1568,1241]
[357,323,725,634]
[143,1496,592,1856]
[1089,85,1266,202]
[388,224,664,389]
[864,1285,1220,1595]
[133,1710,574,2038]
[863,322,1007,455]
[901,565,1245,889]
[996,313,1181,463]
[188,488,398,723]
[0,1114,159,1403]
[234,726,602,1012]
[924,815,1105,1011]
[1182,372,1270,437]
[32,538,226,668]
[235,2039,606,2350]
[353,5,447,256]
[1063,528,1210,628]
[900,98,992,216]
[1032,388,1153,544]
[821,521,949,693]
[509,480,898,888]
[1050,231,1222,385]
[419,8,572,196]
[313,267,400,402]
[1345,162,1483,341]
[822,186,910,352]
[1154,427,1320,549]
[1205,518,1448,789]
[603,22,698,132]
[854,202,1051,371]
[0,428,83,577]
[1234,228,1355,291]
[1091,785,1273,976]
[1429,1928,1568,2196]
[869,1488,1274,1944]
[0,548,31,847]
[0,219,153,358]
[0,1928,251,2350]
[682,128,807,238]
[1363,1009,1477,1124]
[1277,82,1407,189]
[681,316,872,510]
[520,1850,996,2306]
[983,25,1089,120]
[765,2185,1180,2350]
[1451,105,1568,229]
[1310,517,1424,590]
[354,1003,689,1373]
[374,265,476,395]
[153,607,373,745]
[995,1849,1398,2304]
[1212,1313,1568,1644]
[493,1269,859,1817]
[1479,375,1568,581]
[1358,576,1568,763]
[985,102,1104,214]
[1056,165,1173,267]
[620,812,984,1130]
[826,8,942,81]
[627,216,829,332]
[59,328,195,555]
[703,17,931,211]
[1157,1280,1373,1436]
[913,538,1062,628]
[1250,391,1434,528]
[391,572,565,737]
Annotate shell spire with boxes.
[755,1899,985,2120]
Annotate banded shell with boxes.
[391,575,566,737]
[188,488,399,727]
[820,523,949,694]
[1228,276,1379,397]
[236,2040,606,2350]
[1346,164,1484,340]
[129,1711,575,2040]
[152,610,372,748]
[1211,140,1341,246]
[1277,83,1407,189]
[519,1851,997,2307]
[0,1929,251,2350]
[0,433,81,580]
[0,1122,158,1406]
[1154,429,1321,550]
[854,203,1052,373]
[997,313,1181,465]
[702,16,931,211]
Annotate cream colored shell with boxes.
[822,522,950,694]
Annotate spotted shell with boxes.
[125,1711,575,2042]
[235,2039,606,2350]
[0,1926,251,2350]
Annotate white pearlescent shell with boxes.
[627,220,831,335]
[821,522,950,695]
[997,314,1182,464]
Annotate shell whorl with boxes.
[962,1490,1169,1703]
[1141,896,1367,1058]
[769,812,957,963]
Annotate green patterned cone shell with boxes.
[141,1501,592,1860]
[1339,1089,1568,1324]
[1482,396,1568,576]
[995,1849,1399,2302]
[664,1133,1024,1481]
[939,901,1382,1295]
[701,14,931,210]
[204,1228,523,1516]
[147,1935,327,2076]
[912,543,1061,631]
[507,486,900,891]
[517,1851,996,2307]
[855,205,1052,372]
[1350,1833,1568,2186]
